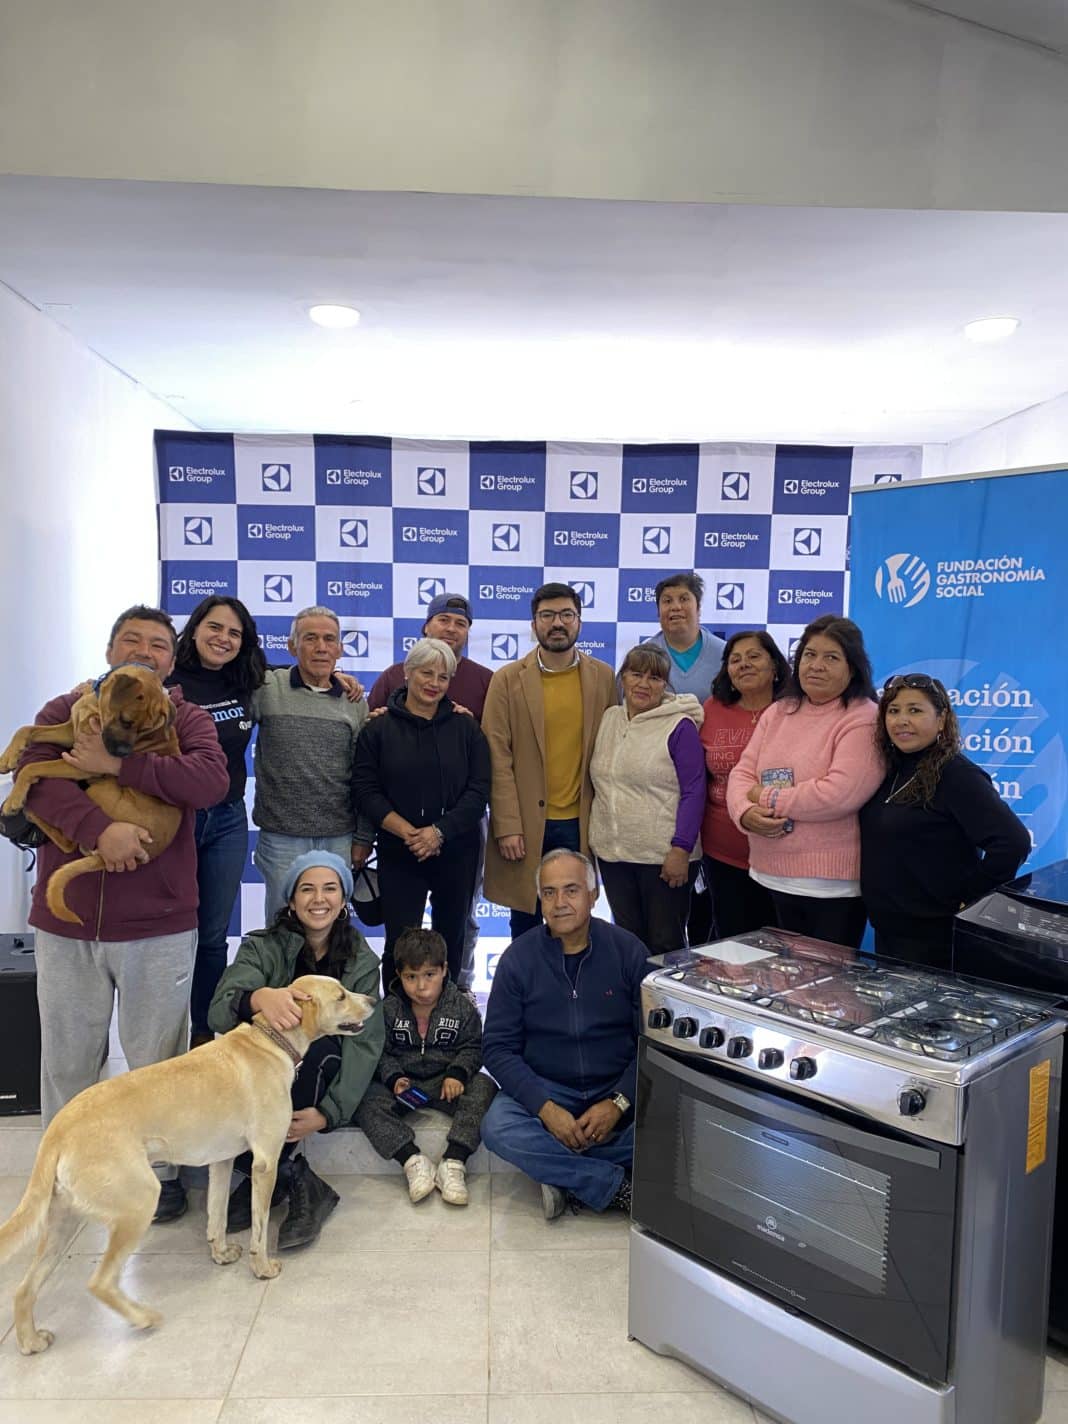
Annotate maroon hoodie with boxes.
[20,686,229,941]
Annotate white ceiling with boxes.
[2,175,1068,446]
[907,0,1068,53]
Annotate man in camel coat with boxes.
[481,582,616,939]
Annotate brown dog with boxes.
[0,974,375,1354]
[0,665,181,923]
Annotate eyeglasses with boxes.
[534,609,578,625]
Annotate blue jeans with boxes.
[508,816,581,940]
[191,799,248,1036]
[481,1077,634,1211]
[253,830,354,924]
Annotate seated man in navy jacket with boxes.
[481,848,653,1220]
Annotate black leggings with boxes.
[234,1035,340,1174]
[769,889,868,949]
[378,841,480,992]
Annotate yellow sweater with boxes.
[541,662,583,819]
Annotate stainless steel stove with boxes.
[627,929,1065,1424]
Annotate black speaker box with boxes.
[0,933,40,1115]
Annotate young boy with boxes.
[354,928,497,1205]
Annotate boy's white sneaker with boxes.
[435,1157,469,1206]
[403,1153,436,1203]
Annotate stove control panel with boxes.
[640,978,967,1143]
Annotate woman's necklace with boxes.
[885,771,918,804]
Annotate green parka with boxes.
[208,924,384,1129]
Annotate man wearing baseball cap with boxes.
[365,594,493,991]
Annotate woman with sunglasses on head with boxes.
[860,674,1030,970]
[700,631,791,938]
[589,644,705,954]
[726,615,884,948]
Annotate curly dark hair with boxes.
[876,675,961,807]
[175,596,267,697]
[710,630,791,705]
[271,903,365,982]
[788,615,876,708]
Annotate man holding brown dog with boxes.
[18,604,229,1223]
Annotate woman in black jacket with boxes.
[351,637,491,991]
[860,673,1030,970]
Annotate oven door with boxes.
[633,1039,960,1383]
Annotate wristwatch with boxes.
[611,1092,631,1115]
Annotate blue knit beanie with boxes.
[281,850,354,905]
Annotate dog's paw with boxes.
[128,1305,163,1332]
[210,1242,242,1266]
[250,1254,282,1280]
[17,1328,54,1355]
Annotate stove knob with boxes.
[672,1016,698,1039]
[898,1088,927,1117]
[726,1036,753,1059]
[758,1047,784,1070]
[789,1057,817,1081]
[647,1007,673,1030]
[699,1026,725,1049]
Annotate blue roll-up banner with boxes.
[850,466,1068,871]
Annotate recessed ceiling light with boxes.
[963,316,1020,344]
[308,303,361,329]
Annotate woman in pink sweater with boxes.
[726,615,883,948]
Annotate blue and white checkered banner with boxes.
[157,431,921,967]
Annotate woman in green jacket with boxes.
[208,850,384,1249]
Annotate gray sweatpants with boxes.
[355,1072,498,1161]
[34,928,197,1180]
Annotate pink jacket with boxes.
[21,686,229,942]
[726,697,882,881]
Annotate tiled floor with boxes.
[0,1115,1066,1423]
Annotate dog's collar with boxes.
[92,661,156,693]
[252,1018,303,1068]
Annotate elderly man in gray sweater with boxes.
[252,605,371,919]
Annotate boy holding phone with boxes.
[354,927,496,1205]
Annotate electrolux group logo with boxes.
[873,472,903,485]
[696,515,770,569]
[261,462,292,493]
[793,527,822,556]
[491,633,520,662]
[263,574,293,604]
[722,471,750,501]
[341,630,370,659]
[169,465,185,483]
[339,518,369,548]
[183,516,213,546]
[716,582,745,611]
[417,466,446,496]
[874,553,931,608]
[492,523,521,553]
[642,526,671,555]
[418,577,447,606]
[570,580,595,610]
[570,470,598,500]
[392,510,468,563]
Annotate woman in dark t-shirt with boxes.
[169,597,266,1045]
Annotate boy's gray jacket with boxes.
[208,924,385,1130]
[377,980,484,1089]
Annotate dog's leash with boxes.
[251,1018,303,1069]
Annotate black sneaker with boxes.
[226,1165,291,1232]
[277,1156,339,1250]
[152,1178,188,1224]
[610,1175,632,1215]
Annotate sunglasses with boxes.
[882,673,947,701]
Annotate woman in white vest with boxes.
[589,645,706,954]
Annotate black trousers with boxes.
[378,840,480,991]
[597,858,699,955]
[702,856,777,940]
[872,914,954,971]
[769,889,868,949]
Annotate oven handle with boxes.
[643,1043,946,1169]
